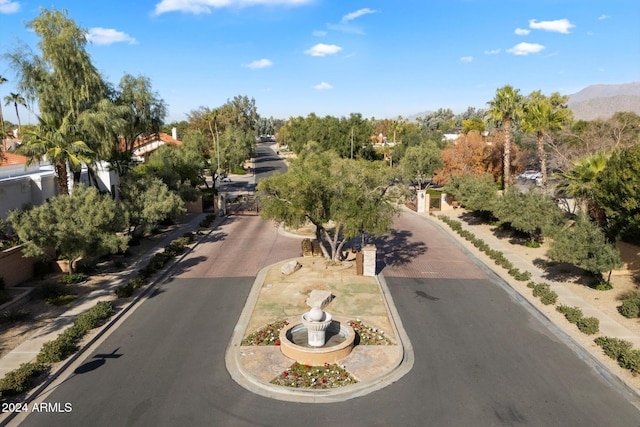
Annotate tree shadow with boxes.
[168,255,208,277]
[533,258,595,286]
[374,229,428,273]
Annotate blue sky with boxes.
[1,0,639,124]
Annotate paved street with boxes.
[13,146,640,426]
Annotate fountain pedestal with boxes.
[301,307,332,347]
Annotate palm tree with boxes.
[556,152,610,225]
[487,85,524,189]
[522,91,572,191]
[0,75,7,151]
[4,92,27,138]
[17,114,94,195]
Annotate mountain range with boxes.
[407,81,640,122]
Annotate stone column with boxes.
[362,245,377,277]
[417,190,429,214]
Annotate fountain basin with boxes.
[279,317,355,366]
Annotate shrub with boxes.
[0,309,31,323]
[529,282,558,305]
[525,241,541,248]
[115,283,134,298]
[619,349,640,373]
[0,362,46,396]
[37,334,79,364]
[35,281,65,300]
[576,317,599,335]
[594,336,633,360]
[129,276,148,289]
[556,305,583,324]
[618,291,640,318]
[74,302,114,331]
[60,273,85,284]
[619,299,640,318]
[509,268,532,281]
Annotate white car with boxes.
[218,176,231,182]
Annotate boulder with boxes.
[280,260,301,275]
[306,289,334,309]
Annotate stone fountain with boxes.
[279,290,355,366]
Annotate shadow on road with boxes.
[374,229,427,273]
[74,348,122,375]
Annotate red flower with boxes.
[283,371,288,376]
[305,365,310,370]
[275,339,281,346]
[321,378,326,384]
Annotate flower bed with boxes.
[270,362,357,388]
[241,320,289,346]
[349,319,393,345]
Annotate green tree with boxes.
[492,187,565,243]
[443,173,499,217]
[7,185,129,273]
[137,143,202,202]
[258,153,400,261]
[399,143,443,189]
[522,91,572,190]
[487,85,524,189]
[595,145,640,243]
[546,214,623,284]
[7,8,109,192]
[118,174,185,236]
[17,115,94,195]
[555,152,609,221]
[4,92,27,138]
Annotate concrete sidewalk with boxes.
[0,212,213,379]
[426,208,640,350]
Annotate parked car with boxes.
[518,170,541,180]
[218,176,231,182]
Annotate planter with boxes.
[56,260,71,273]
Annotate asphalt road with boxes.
[13,146,640,426]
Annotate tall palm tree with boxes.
[0,75,7,151]
[17,114,94,195]
[522,91,572,191]
[487,85,524,189]
[4,92,27,138]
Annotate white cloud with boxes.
[528,18,575,34]
[312,82,333,90]
[598,14,611,20]
[514,28,530,36]
[154,0,312,15]
[484,49,501,55]
[305,43,342,57]
[245,58,273,69]
[341,8,377,23]
[460,56,473,63]
[312,30,327,37]
[507,42,545,55]
[87,28,138,46]
[0,0,19,14]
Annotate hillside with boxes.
[568,82,640,121]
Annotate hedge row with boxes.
[0,301,114,397]
[556,304,600,335]
[115,232,195,298]
[437,215,531,282]
[594,337,640,374]
[527,281,559,306]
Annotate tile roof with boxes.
[0,152,29,167]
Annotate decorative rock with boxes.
[280,260,301,275]
[306,290,334,309]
